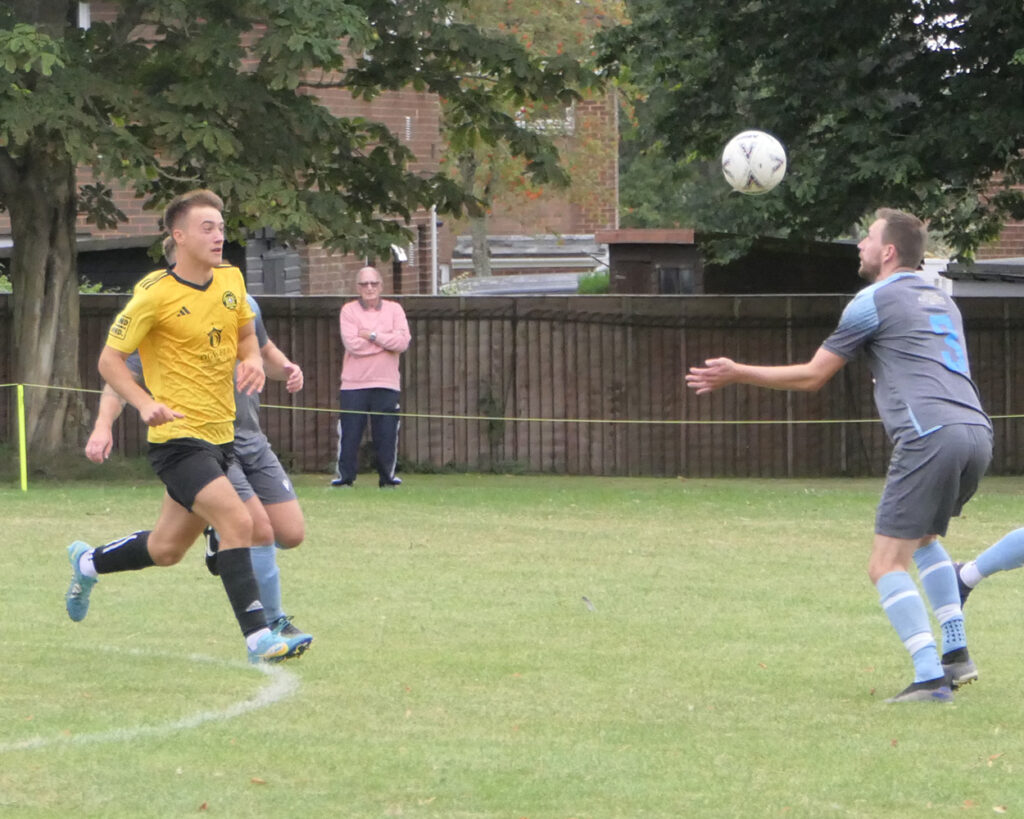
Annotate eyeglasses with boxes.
[357,281,381,288]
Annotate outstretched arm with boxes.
[685,346,847,394]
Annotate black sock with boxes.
[92,531,156,574]
[217,547,267,637]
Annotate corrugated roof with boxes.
[944,258,1024,282]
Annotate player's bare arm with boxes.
[235,322,266,396]
[259,339,303,394]
[97,346,183,427]
[685,346,846,394]
[84,384,128,463]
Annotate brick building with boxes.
[467,90,620,238]
[978,220,1024,259]
[0,3,619,296]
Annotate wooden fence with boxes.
[4,292,1024,478]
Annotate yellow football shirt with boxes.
[105,265,256,445]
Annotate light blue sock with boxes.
[877,571,943,683]
[914,540,966,655]
[976,527,1024,577]
[250,545,283,623]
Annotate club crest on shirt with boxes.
[222,291,238,310]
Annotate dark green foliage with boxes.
[0,0,590,256]
[601,0,1024,260]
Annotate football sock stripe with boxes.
[877,570,943,683]
[914,540,967,654]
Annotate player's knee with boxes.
[274,520,304,549]
[149,543,186,567]
[252,518,275,546]
[867,555,896,585]
[215,513,253,549]
[232,517,254,547]
[276,532,304,549]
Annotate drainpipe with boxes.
[430,204,438,294]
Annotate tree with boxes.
[617,131,705,230]
[0,0,589,455]
[600,0,1024,259]
[441,0,624,275]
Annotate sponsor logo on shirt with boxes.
[208,326,223,347]
[177,306,191,317]
[109,314,132,340]
[918,291,947,307]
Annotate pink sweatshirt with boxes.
[339,298,411,390]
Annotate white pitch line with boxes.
[0,647,299,754]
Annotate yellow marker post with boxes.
[17,383,27,492]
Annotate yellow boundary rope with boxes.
[7,381,1024,493]
[5,381,1024,426]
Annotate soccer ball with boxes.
[721,130,787,195]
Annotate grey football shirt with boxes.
[125,349,145,386]
[822,273,990,444]
[233,294,270,455]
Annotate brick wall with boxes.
[572,90,619,233]
[455,88,619,238]
[978,221,1024,259]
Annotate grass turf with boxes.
[3,473,1024,817]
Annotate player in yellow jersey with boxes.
[64,189,310,663]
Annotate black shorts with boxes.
[147,438,235,512]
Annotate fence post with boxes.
[17,383,27,492]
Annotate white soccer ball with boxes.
[721,130,787,195]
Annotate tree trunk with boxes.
[469,213,491,278]
[1,141,89,457]
[459,154,492,277]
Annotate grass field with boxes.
[4,472,1024,818]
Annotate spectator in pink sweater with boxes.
[331,266,411,488]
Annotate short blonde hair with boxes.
[162,189,224,233]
